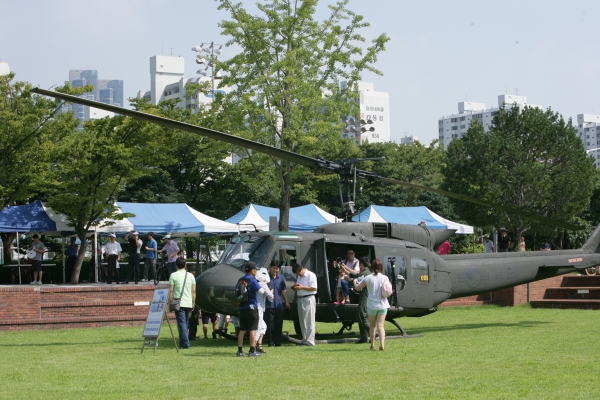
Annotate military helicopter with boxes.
[33,88,600,340]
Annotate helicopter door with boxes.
[384,251,434,309]
[314,238,331,303]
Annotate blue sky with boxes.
[1,0,598,145]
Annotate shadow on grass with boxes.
[403,320,550,335]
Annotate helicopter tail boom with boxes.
[582,222,600,254]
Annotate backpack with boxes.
[235,278,250,305]
[380,275,393,299]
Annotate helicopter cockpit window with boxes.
[271,245,297,281]
[411,258,429,284]
[217,236,241,265]
[221,235,270,270]
[385,256,406,279]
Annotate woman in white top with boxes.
[354,259,389,351]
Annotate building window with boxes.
[452,134,458,138]
[174,87,180,93]
[460,125,465,129]
[451,118,458,123]
[460,117,465,121]
[439,128,443,133]
[451,126,458,130]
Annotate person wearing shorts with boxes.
[30,234,45,284]
[201,311,218,339]
[354,259,389,351]
[236,261,264,357]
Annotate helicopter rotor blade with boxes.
[31,88,339,172]
[32,87,582,231]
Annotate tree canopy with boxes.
[443,105,596,247]
[45,109,169,283]
[217,0,389,230]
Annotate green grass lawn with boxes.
[1,305,599,399]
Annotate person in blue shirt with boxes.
[265,260,290,347]
[143,232,158,282]
[237,261,264,357]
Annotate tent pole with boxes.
[94,228,98,283]
[16,232,21,285]
[62,237,66,284]
[197,235,201,273]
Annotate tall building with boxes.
[0,61,10,75]
[139,55,230,114]
[341,81,390,144]
[400,135,418,145]
[438,95,542,150]
[62,69,122,128]
[576,114,600,167]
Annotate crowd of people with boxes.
[162,246,391,356]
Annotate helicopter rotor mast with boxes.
[335,157,385,218]
[31,87,581,231]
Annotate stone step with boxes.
[530,299,600,310]
[561,275,600,287]
[544,287,600,300]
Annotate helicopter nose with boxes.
[196,264,243,315]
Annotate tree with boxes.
[443,105,596,248]
[217,0,389,230]
[357,140,445,210]
[46,112,169,283]
[117,171,186,204]
[0,73,81,262]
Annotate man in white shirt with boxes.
[105,233,122,284]
[292,263,317,346]
[483,234,494,253]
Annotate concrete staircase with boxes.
[530,275,600,309]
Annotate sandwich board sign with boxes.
[141,287,178,354]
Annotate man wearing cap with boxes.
[237,261,264,357]
[483,234,494,253]
[292,263,317,346]
[124,231,142,284]
[105,234,122,284]
[143,232,158,282]
[498,228,511,252]
[160,235,180,276]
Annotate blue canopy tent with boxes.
[0,201,77,284]
[0,201,239,283]
[226,203,341,232]
[352,205,474,234]
[0,200,73,235]
[112,202,239,236]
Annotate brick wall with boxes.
[0,284,168,331]
[441,275,567,307]
[0,287,41,320]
